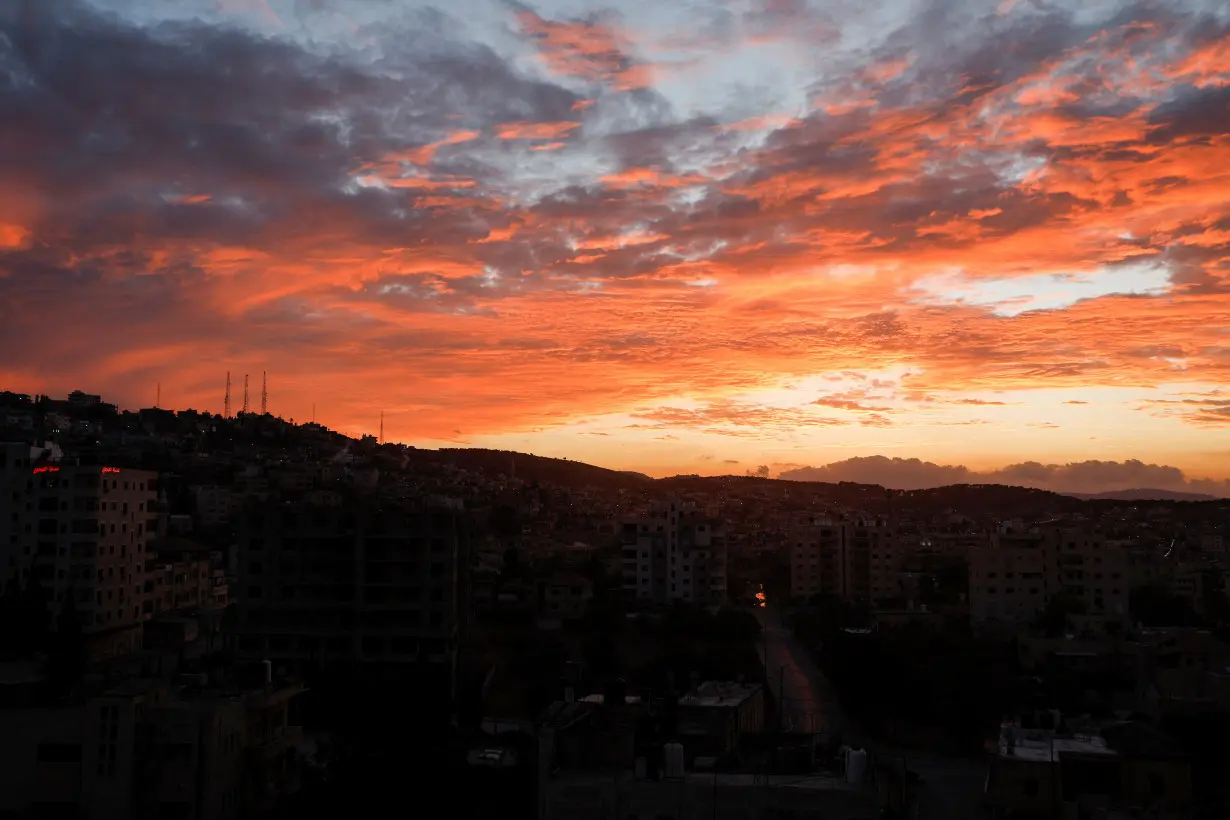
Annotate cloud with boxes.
[1139,390,1230,426]
[629,400,855,437]
[780,456,1230,496]
[516,9,653,91]
[0,0,1228,472]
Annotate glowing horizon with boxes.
[2,0,1230,491]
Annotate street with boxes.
[754,603,989,820]
[754,603,846,738]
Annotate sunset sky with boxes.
[2,0,1230,490]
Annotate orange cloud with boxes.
[600,167,707,189]
[7,1,1230,478]
[495,121,581,140]
[0,224,32,250]
[391,130,482,166]
[517,11,652,90]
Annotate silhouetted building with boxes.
[233,496,468,703]
[0,442,33,590]
[0,672,303,820]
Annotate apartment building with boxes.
[192,485,234,527]
[859,518,900,603]
[27,464,158,657]
[0,442,32,589]
[233,496,469,690]
[0,674,302,820]
[144,539,219,618]
[970,524,1130,629]
[620,500,727,607]
[970,528,1052,626]
[789,515,843,600]
[788,516,897,605]
[1051,527,1130,622]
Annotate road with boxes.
[755,603,989,820]
[754,603,846,738]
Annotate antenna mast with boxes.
[260,371,268,415]
[379,410,384,443]
[156,381,161,409]
[242,374,249,414]
[223,372,231,418]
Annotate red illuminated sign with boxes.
[32,466,59,474]
[101,467,120,474]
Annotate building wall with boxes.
[0,706,86,817]
[621,501,727,606]
[234,499,466,678]
[789,517,841,600]
[0,683,299,820]
[788,518,896,605]
[24,465,158,655]
[541,774,877,820]
[0,442,32,590]
[970,531,1051,626]
[970,526,1129,629]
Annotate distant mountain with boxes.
[1065,488,1218,502]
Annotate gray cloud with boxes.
[780,456,1230,496]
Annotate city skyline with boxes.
[3,0,1230,480]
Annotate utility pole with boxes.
[260,371,267,415]
[223,372,231,418]
[242,374,249,414]
[379,410,384,443]
[155,381,160,409]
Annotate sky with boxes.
[1,0,1230,492]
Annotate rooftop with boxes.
[998,725,1115,762]
[552,769,859,792]
[679,680,761,709]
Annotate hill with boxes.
[409,447,651,491]
[1065,488,1217,502]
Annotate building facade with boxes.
[27,464,159,657]
[620,501,727,607]
[0,442,32,590]
[789,516,897,605]
[0,677,303,820]
[970,525,1130,629]
[233,496,468,699]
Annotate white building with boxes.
[621,500,727,606]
